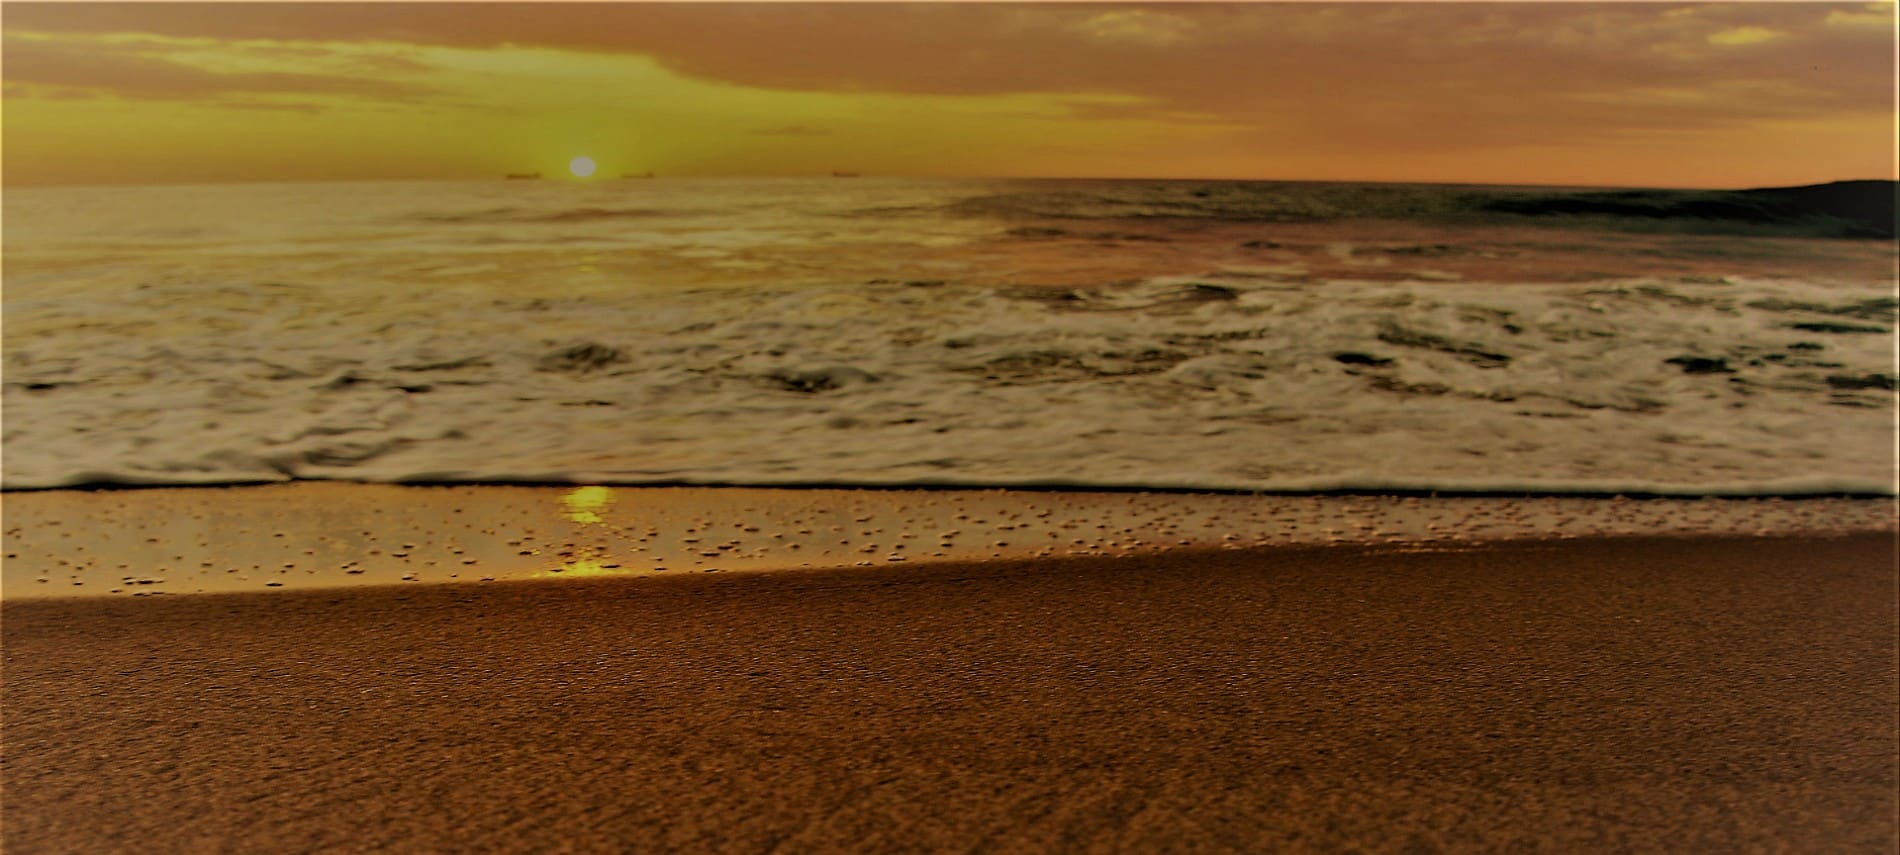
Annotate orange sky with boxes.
[3,2,1894,188]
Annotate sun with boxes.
[568,156,597,178]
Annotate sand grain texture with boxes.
[4,535,1896,852]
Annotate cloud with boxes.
[0,33,428,103]
[1073,10,1198,47]
[1825,6,1895,30]
[3,3,1890,153]
[1707,26,1784,47]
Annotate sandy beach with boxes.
[5,525,1893,852]
[6,4,1896,851]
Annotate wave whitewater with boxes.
[5,272,1893,494]
[3,178,1893,494]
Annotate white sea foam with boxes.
[3,179,1894,494]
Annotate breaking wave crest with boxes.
[6,270,1893,494]
[6,178,1893,494]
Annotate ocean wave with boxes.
[412,205,679,225]
[6,178,1892,495]
[948,180,1897,239]
[5,272,1892,495]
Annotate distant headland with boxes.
[1483,180,1896,239]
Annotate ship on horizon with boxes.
[505,172,542,180]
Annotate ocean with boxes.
[3,177,1894,494]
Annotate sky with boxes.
[3,2,1895,188]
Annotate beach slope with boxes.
[4,534,1895,851]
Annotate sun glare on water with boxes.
[569,156,596,178]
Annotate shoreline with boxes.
[4,484,1893,600]
[6,533,1894,851]
[8,528,1890,609]
[8,477,1897,499]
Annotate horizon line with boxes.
[7,174,1894,193]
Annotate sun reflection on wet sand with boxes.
[561,485,616,524]
[536,557,623,579]
[544,486,629,577]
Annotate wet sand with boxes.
[5,483,1892,598]
[4,532,1894,851]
